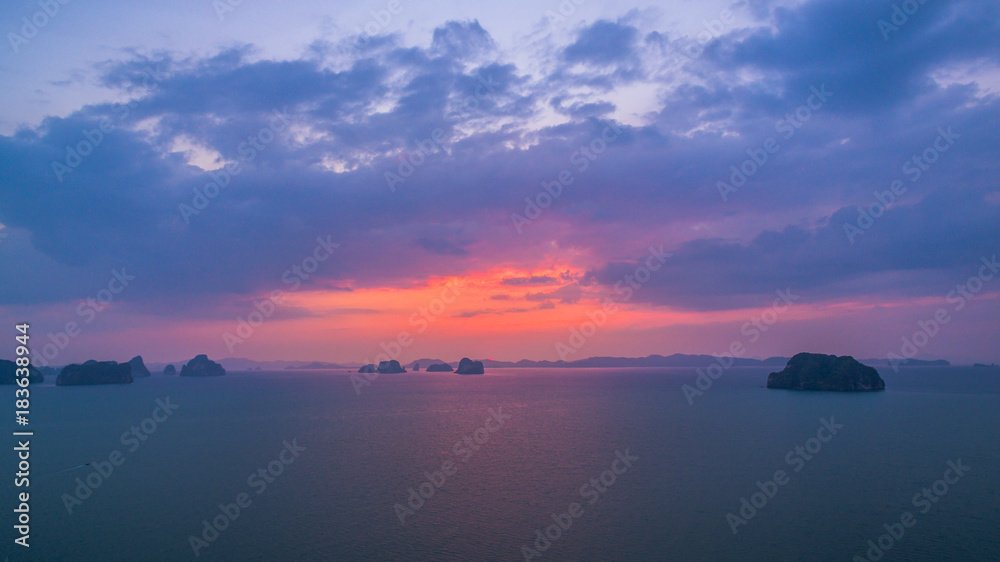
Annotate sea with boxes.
[4,366,999,561]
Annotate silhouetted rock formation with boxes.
[128,355,151,377]
[767,353,884,391]
[377,360,406,374]
[426,363,454,372]
[0,360,44,384]
[413,363,420,371]
[56,361,133,386]
[180,355,226,377]
[162,364,177,375]
[456,358,485,375]
[358,364,376,373]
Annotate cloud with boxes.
[0,1,997,326]
[501,275,557,286]
[563,20,639,66]
[431,20,497,60]
[416,237,469,256]
[526,283,584,304]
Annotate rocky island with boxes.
[455,358,485,375]
[0,360,44,384]
[767,353,884,392]
[358,364,376,373]
[377,360,406,374]
[162,364,177,375]
[128,355,152,377]
[425,363,454,372]
[180,354,226,377]
[56,360,134,386]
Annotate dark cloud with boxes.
[525,283,584,304]
[416,237,469,256]
[431,20,497,60]
[563,20,639,66]
[501,275,557,286]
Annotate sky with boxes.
[0,0,998,366]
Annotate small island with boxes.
[767,353,884,392]
[162,364,177,375]
[56,360,134,386]
[425,363,454,372]
[377,360,406,374]
[128,355,152,377]
[0,360,44,384]
[455,357,485,375]
[180,354,226,377]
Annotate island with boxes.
[56,360,133,386]
[425,363,454,372]
[162,364,177,375]
[973,363,999,369]
[766,353,884,391]
[0,360,44,384]
[377,360,406,374]
[180,354,226,377]
[455,357,485,375]
[128,355,152,377]
[358,364,376,373]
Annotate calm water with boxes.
[4,367,999,561]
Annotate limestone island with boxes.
[180,355,226,377]
[128,355,151,377]
[162,364,177,375]
[425,363,454,372]
[57,360,133,386]
[0,360,44,384]
[358,364,376,373]
[455,358,485,375]
[377,360,406,374]
[767,353,884,392]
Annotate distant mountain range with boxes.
[55,354,955,372]
[409,354,797,368]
